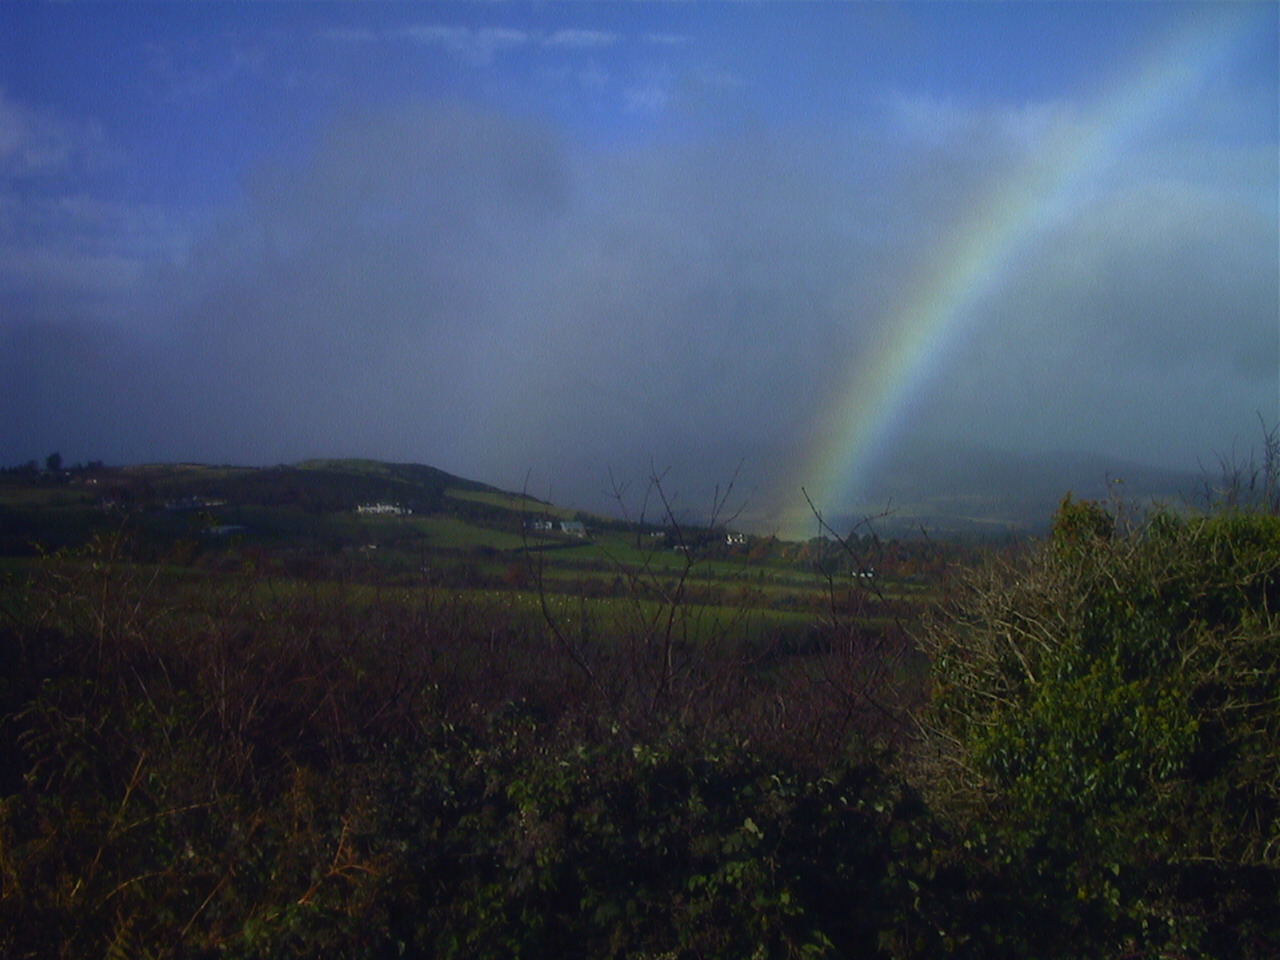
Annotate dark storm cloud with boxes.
[153,105,904,506]
[0,318,182,465]
[154,102,570,460]
[911,129,1278,469]
[3,92,1274,525]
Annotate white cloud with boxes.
[0,190,193,329]
[323,23,624,63]
[644,33,692,46]
[0,89,193,330]
[0,88,108,177]
[143,43,264,106]
[624,64,676,114]
[624,84,669,114]
[400,25,531,65]
[545,29,618,49]
[881,91,1063,151]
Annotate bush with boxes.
[385,726,936,959]
[0,538,944,959]
[917,496,1280,957]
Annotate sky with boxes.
[2,1,1276,534]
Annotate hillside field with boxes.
[2,458,1276,958]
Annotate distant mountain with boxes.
[826,445,1204,539]
[3,453,1212,551]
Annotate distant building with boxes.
[356,503,411,516]
[166,496,226,511]
[525,518,586,537]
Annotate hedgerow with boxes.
[3,486,1278,958]
[0,539,943,959]
[917,496,1280,957]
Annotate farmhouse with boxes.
[525,518,587,537]
[356,503,411,516]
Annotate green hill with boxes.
[0,458,573,559]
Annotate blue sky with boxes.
[2,2,1276,530]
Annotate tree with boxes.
[45,452,62,474]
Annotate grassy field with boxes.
[444,486,574,518]
[6,458,1277,959]
[5,514,921,755]
[0,459,943,671]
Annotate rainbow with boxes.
[782,9,1262,537]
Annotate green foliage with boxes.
[389,728,935,959]
[19,475,1278,958]
[920,500,1280,957]
[0,533,944,959]
[1048,493,1114,556]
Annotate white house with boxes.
[356,503,411,516]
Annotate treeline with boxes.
[1,453,106,479]
[1,492,1277,957]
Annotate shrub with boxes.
[381,725,936,959]
[917,498,1280,957]
[0,536,945,959]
